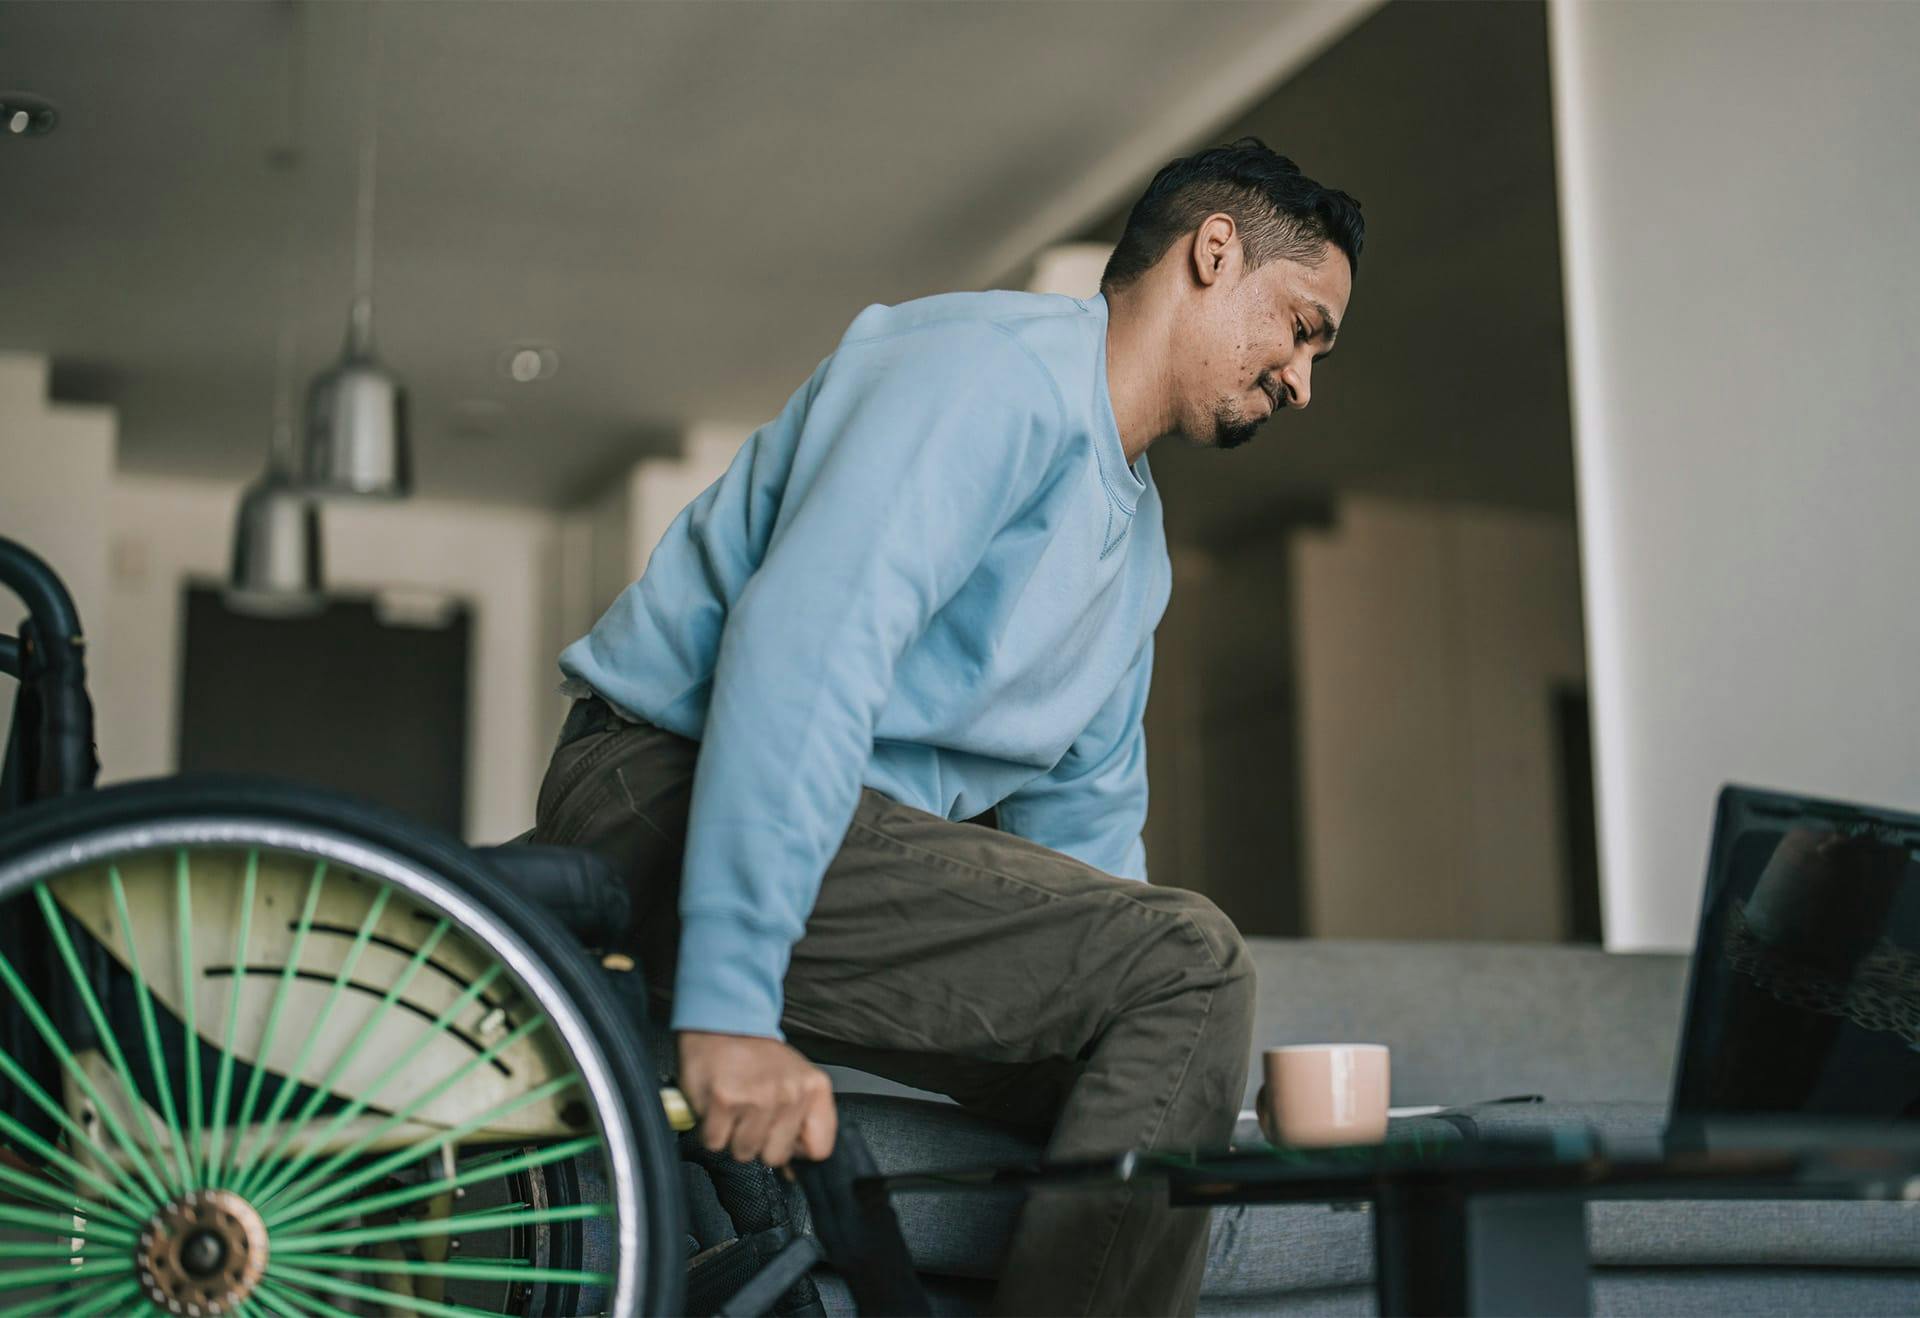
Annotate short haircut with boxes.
[1100,136,1365,293]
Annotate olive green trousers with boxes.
[533,698,1255,1317]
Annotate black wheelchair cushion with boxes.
[474,843,631,946]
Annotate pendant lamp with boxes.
[300,4,410,498]
[227,439,325,618]
[302,294,411,496]
[227,4,327,616]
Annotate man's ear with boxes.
[1188,213,1239,288]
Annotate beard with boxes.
[1210,371,1283,449]
[1210,397,1265,450]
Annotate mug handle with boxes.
[1254,1082,1278,1145]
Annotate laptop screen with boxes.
[1671,785,1920,1122]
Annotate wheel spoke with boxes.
[105,863,195,1192]
[0,1095,149,1224]
[0,1239,121,1259]
[205,849,260,1186]
[236,917,450,1203]
[230,886,394,1198]
[274,1199,609,1254]
[60,1277,143,1318]
[0,1256,131,1287]
[0,920,171,1205]
[265,1072,580,1226]
[248,966,515,1210]
[260,1278,364,1318]
[268,1261,536,1318]
[272,1136,598,1235]
[272,1250,611,1286]
[0,1201,136,1243]
[33,882,182,1200]
[0,1155,140,1230]
[0,1276,137,1318]
[247,1291,307,1318]
[225,862,327,1187]
[174,851,208,1183]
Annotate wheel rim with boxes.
[0,818,647,1316]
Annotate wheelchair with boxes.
[0,536,928,1317]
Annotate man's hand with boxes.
[677,1030,837,1167]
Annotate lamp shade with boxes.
[227,476,325,617]
[301,296,411,498]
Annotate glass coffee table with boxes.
[876,1119,1920,1317]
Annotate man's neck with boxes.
[1102,286,1178,466]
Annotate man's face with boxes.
[1179,235,1352,450]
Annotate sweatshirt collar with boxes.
[1086,294,1145,514]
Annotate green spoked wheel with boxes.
[0,777,684,1316]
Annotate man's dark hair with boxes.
[1100,137,1364,293]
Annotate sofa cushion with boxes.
[1243,940,1690,1107]
[826,939,1693,1114]
[831,1094,1920,1296]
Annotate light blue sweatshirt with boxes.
[559,290,1171,1038]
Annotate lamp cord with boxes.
[352,1,385,313]
[269,0,308,477]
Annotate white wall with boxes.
[1292,496,1587,941]
[1549,0,1920,949]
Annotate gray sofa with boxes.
[808,939,1920,1315]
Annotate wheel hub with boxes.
[136,1190,269,1315]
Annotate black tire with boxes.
[0,773,686,1317]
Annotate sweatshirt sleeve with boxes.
[670,323,1065,1039]
[994,634,1154,881]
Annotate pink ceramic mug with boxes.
[1257,1044,1391,1147]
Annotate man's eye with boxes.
[1294,319,1307,342]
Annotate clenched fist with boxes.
[676,1030,838,1167]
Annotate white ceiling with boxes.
[0,0,1375,508]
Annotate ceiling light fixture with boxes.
[0,93,57,137]
[228,462,325,618]
[228,6,325,616]
[300,5,411,498]
[500,343,559,384]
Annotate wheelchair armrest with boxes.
[475,843,632,946]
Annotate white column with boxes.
[1548,0,1920,948]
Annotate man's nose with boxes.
[1281,360,1311,409]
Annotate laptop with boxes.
[1667,784,1920,1147]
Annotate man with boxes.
[536,136,1361,1315]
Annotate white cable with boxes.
[270,1,308,475]
[352,1,385,307]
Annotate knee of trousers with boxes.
[1147,889,1257,1065]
